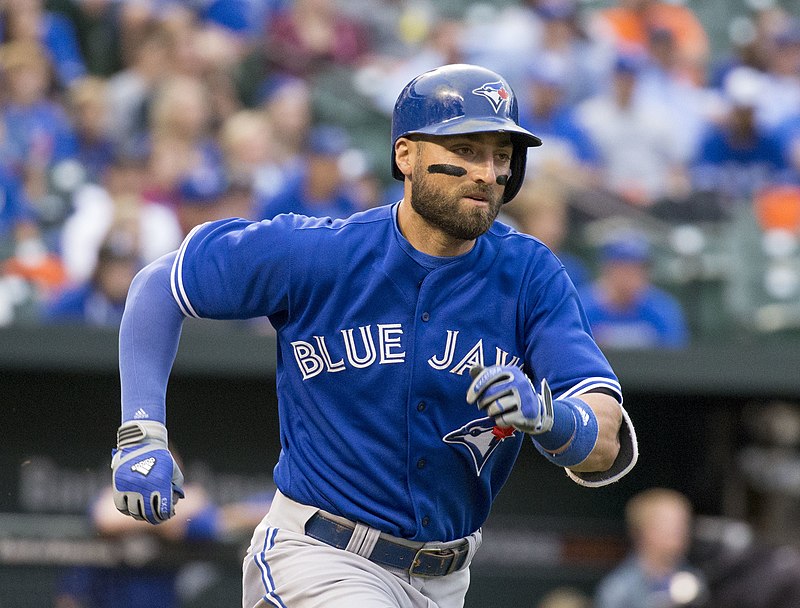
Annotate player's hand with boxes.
[467,365,554,434]
[111,420,185,525]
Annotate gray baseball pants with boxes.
[242,490,482,608]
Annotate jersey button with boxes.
[421,312,430,322]
[417,458,426,469]
[417,401,426,412]
[422,516,430,527]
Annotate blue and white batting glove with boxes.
[111,420,185,525]
[467,365,554,434]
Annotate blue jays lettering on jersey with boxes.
[170,203,620,542]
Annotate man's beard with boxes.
[410,164,504,241]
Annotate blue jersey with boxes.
[170,203,620,542]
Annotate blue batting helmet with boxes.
[391,64,542,202]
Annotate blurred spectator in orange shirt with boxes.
[589,0,710,85]
[42,234,139,327]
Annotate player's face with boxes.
[410,133,512,241]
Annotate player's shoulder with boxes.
[187,205,393,243]
[294,204,394,233]
[284,206,395,256]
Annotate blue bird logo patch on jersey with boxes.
[444,418,517,476]
[472,82,510,113]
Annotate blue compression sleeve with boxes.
[119,252,185,424]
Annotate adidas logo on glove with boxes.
[131,457,156,476]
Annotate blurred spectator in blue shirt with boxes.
[0,0,87,89]
[0,162,35,252]
[253,124,361,220]
[528,0,609,104]
[594,488,706,608]
[691,66,788,210]
[459,2,543,88]
[175,159,253,238]
[46,0,124,77]
[66,76,116,185]
[0,39,79,171]
[42,235,139,327]
[0,39,80,242]
[777,112,800,186]
[0,109,68,322]
[519,53,602,184]
[579,230,689,349]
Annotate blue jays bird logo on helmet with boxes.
[472,82,510,113]
[444,418,517,476]
[390,63,542,203]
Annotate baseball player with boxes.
[111,64,637,608]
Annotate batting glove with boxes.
[111,420,185,525]
[467,365,554,434]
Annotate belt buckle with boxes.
[410,546,461,577]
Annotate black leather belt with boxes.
[305,513,470,577]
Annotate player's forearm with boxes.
[119,252,185,424]
[566,392,622,473]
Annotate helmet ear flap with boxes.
[502,143,528,203]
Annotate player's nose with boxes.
[468,156,498,185]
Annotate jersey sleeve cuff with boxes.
[170,223,205,318]
[557,377,623,404]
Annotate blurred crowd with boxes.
[565,485,800,608]
[1,0,800,345]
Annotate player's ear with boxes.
[394,137,416,178]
